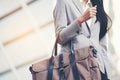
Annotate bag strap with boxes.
[47,56,54,80]
[69,40,80,80]
[46,36,58,80]
[59,54,65,80]
[69,22,91,80]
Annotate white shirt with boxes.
[80,0,92,27]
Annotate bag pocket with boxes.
[88,51,101,80]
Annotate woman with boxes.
[53,0,111,80]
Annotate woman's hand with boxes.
[77,6,97,25]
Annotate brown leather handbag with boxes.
[29,40,101,80]
[29,22,101,80]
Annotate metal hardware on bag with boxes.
[59,67,65,80]
[59,67,64,71]
[71,49,74,54]
[92,48,97,58]
[89,46,97,58]
[59,67,64,72]
[90,66,97,69]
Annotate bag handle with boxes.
[46,35,58,80]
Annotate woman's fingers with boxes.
[77,5,97,24]
[89,6,97,18]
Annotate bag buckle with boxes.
[92,48,97,58]
[59,67,64,72]
[90,46,97,58]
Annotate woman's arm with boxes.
[53,0,97,45]
[53,0,81,45]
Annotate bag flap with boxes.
[31,53,70,72]
[31,47,90,72]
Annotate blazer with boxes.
[53,0,111,79]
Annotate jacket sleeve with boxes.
[53,0,81,45]
[99,35,107,52]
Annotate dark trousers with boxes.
[101,71,110,80]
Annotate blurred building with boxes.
[0,0,120,80]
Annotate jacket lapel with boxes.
[72,0,84,14]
